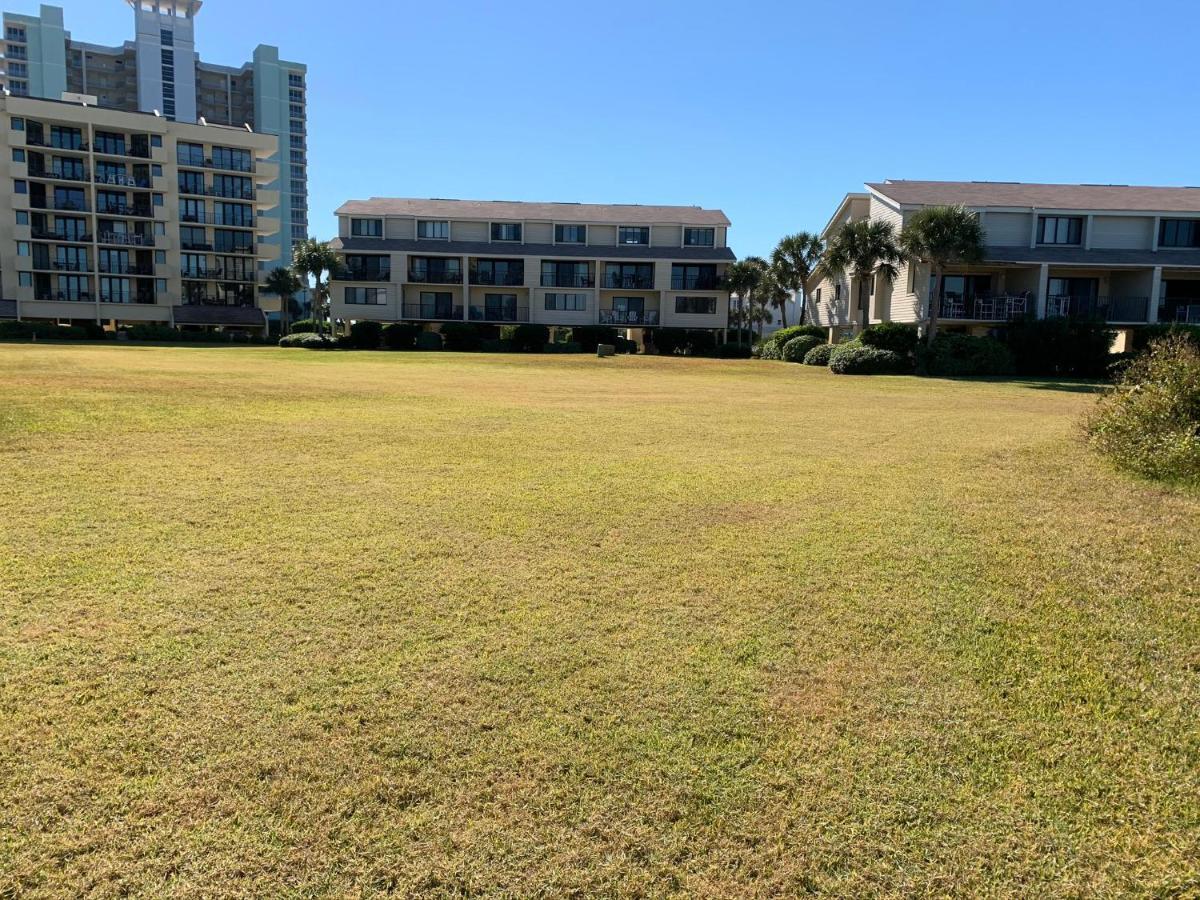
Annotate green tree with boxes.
[900,204,985,345]
[263,266,304,336]
[770,232,824,326]
[822,220,903,332]
[723,257,768,346]
[757,269,792,341]
[292,239,342,337]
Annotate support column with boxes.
[462,254,469,321]
[1148,266,1162,324]
[1035,264,1049,319]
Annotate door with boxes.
[614,296,644,324]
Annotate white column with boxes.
[1036,264,1049,319]
[1148,266,1162,324]
[462,254,469,320]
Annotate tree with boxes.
[822,220,903,332]
[723,256,768,346]
[757,269,792,341]
[770,232,824,326]
[900,205,985,346]
[292,239,342,337]
[263,266,303,336]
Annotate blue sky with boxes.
[39,0,1200,257]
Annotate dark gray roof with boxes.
[337,198,730,226]
[0,299,16,319]
[330,237,735,262]
[984,246,1200,267]
[172,305,266,327]
[871,180,1200,213]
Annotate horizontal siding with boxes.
[1091,215,1154,250]
[525,222,553,244]
[453,220,488,242]
[651,225,680,247]
[983,212,1029,247]
[589,225,617,246]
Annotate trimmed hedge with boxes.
[0,320,95,340]
[829,343,909,375]
[415,331,444,351]
[542,341,584,354]
[861,322,919,356]
[569,325,619,353]
[289,318,319,334]
[782,335,823,363]
[918,333,1016,376]
[279,332,335,349]
[803,344,833,366]
[382,322,420,350]
[1131,323,1200,351]
[1005,318,1114,378]
[347,320,384,350]
[501,323,551,353]
[438,322,481,352]
[654,328,716,357]
[715,342,753,359]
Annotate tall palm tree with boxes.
[758,269,792,340]
[292,239,342,337]
[770,232,824,326]
[822,220,903,332]
[723,257,767,346]
[263,266,303,336]
[900,205,985,345]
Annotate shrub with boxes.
[480,338,512,353]
[655,329,716,356]
[279,332,335,349]
[781,335,823,363]
[803,344,833,366]
[347,320,383,350]
[918,333,1016,376]
[439,322,481,352]
[126,324,181,342]
[861,322,919,356]
[1086,335,1200,483]
[415,331,444,351]
[1004,318,1115,378]
[715,342,753,359]
[501,323,550,352]
[0,320,92,340]
[1131,323,1200,352]
[829,344,909,375]
[569,325,618,353]
[289,318,319,334]
[382,322,420,350]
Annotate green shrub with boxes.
[1005,318,1115,378]
[861,322,919,356]
[279,332,335,349]
[1086,335,1200,483]
[415,331,444,351]
[381,322,420,350]
[569,325,618,353]
[0,320,92,340]
[501,323,550,352]
[126,324,181,342]
[803,344,833,366]
[1131,323,1200,352]
[347,320,383,350]
[289,318,319,334]
[829,344,909,375]
[918,333,1015,376]
[782,335,823,363]
[715,342,753,359]
[655,328,715,356]
[439,322,481,352]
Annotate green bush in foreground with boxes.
[289,318,319,334]
[279,332,335,349]
[347,320,383,350]
[382,322,420,350]
[415,331,444,351]
[829,343,909,375]
[439,322,480,352]
[0,320,93,340]
[781,334,823,363]
[861,321,919,356]
[1087,335,1200,483]
[803,343,833,366]
[715,342,753,359]
[501,323,550,353]
[918,333,1015,376]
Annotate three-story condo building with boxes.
[809,181,1200,342]
[0,92,279,330]
[329,198,734,342]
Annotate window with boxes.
[483,293,519,320]
[18,271,31,287]
[160,29,174,46]
[619,226,650,245]
[290,135,304,149]
[155,250,166,264]
[290,104,304,119]
[541,261,592,287]
[7,62,26,77]
[834,283,842,301]
[180,226,207,249]
[153,193,164,207]
[417,219,449,239]
[16,241,28,256]
[11,148,22,162]
[289,72,304,87]
[289,120,304,134]
[671,264,718,290]
[289,89,303,103]
[9,81,28,96]
[544,292,587,311]
[10,117,23,130]
[491,222,521,242]
[292,225,307,240]
[6,26,26,42]
[417,291,454,318]
[345,287,386,305]
[604,262,653,289]
[1038,215,1083,245]
[156,279,168,294]
[555,224,586,243]
[151,135,162,148]
[684,227,715,247]
[100,277,131,304]
[473,259,523,285]
[152,164,162,177]
[161,48,174,64]
[13,179,26,194]
[907,263,916,293]
[15,210,27,225]
[291,164,304,179]
[212,146,252,172]
[351,218,382,237]
[343,254,390,280]
[815,288,822,303]
[1159,219,1200,249]
[675,296,717,315]
[290,150,305,164]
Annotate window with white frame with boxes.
[417,219,449,239]
[674,296,717,315]
[344,287,386,304]
[618,225,649,245]
[351,218,382,237]
[683,227,714,246]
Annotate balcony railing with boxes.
[100,293,155,304]
[408,268,463,284]
[939,293,1033,321]
[214,243,256,256]
[469,305,529,322]
[470,269,525,286]
[600,309,660,326]
[541,273,594,288]
[179,184,256,200]
[35,291,92,302]
[96,204,153,218]
[99,231,154,247]
[183,295,256,307]
[1046,295,1150,323]
[26,136,88,152]
[34,199,90,213]
[33,259,91,273]
[402,303,463,320]
[93,143,151,160]
[670,275,720,290]
[31,229,92,243]
[1163,300,1200,324]
[603,273,655,290]
[340,268,392,282]
[94,173,151,189]
[28,167,89,183]
[100,262,155,276]
[183,268,255,282]
[176,156,253,173]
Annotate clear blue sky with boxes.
[37,0,1200,257]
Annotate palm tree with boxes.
[263,266,303,336]
[900,205,985,345]
[292,238,342,337]
[723,257,768,346]
[770,232,824,326]
[758,269,792,341]
[822,220,903,332]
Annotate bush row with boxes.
[0,320,270,343]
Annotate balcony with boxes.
[100,293,156,305]
[26,136,88,152]
[99,231,154,248]
[469,304,529,322]
[99,262,155,276]
[1046,295,1150,323]
[541,273,594,288]
[1162,299,1200,324]
[402,303,463,321]
[177,155,253,174]
[470,269,525,286]
[33,199,90,213]
[408,268,463,285]
[214,243,256,256]
[96,203,154,219]
[95,172,151,189]
[340,267,392,282]
[670,274,721,290]
[31,229,92,243]
[32,259,91,273]
[939,293,1034,321]
[35,290,92,302]
[28,167,89,183]
[600,309,660,326]
[94,142,151,160]
[182,293,256,308]
[603,273,655,290]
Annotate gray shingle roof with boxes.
[984,246,1200,267]
[870,180,1200,213]
[335,198,730,227]
[330,237,736,262]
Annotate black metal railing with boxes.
[408,268,463,284]
[340,268,392,282]
[99,262,155,276]
[402,303,463,320]
[469,305,529,322]
[600,309,660,326]
[96,203,153,218]
[28,167,89,182]
[214,243,256,256]
[34,199,90,212]
[27,137,88,152]
[541,273,594,288]
[99,293,155,304]
[670,275,720,290]
[938,293,1034,321]
[603,273,654,290]
[1046,295,1150,323]
[1162,300,1200,324]
[183,295,256,307]
[177,155,253,173]
[99,231,154,247]
[31,229,92,243]
[470,269,524,286]
[33,259,91,272]
[94,173,151,189]
[35,291,92,302]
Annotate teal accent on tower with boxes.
[252,44,307,271]
[6,4,67,98]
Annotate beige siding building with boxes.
[0,93,279,329]
[808,180,1200,340]
[328,198,734,341]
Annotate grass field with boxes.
[1,344,1197,897]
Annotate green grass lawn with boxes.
[1,345,1197,897]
